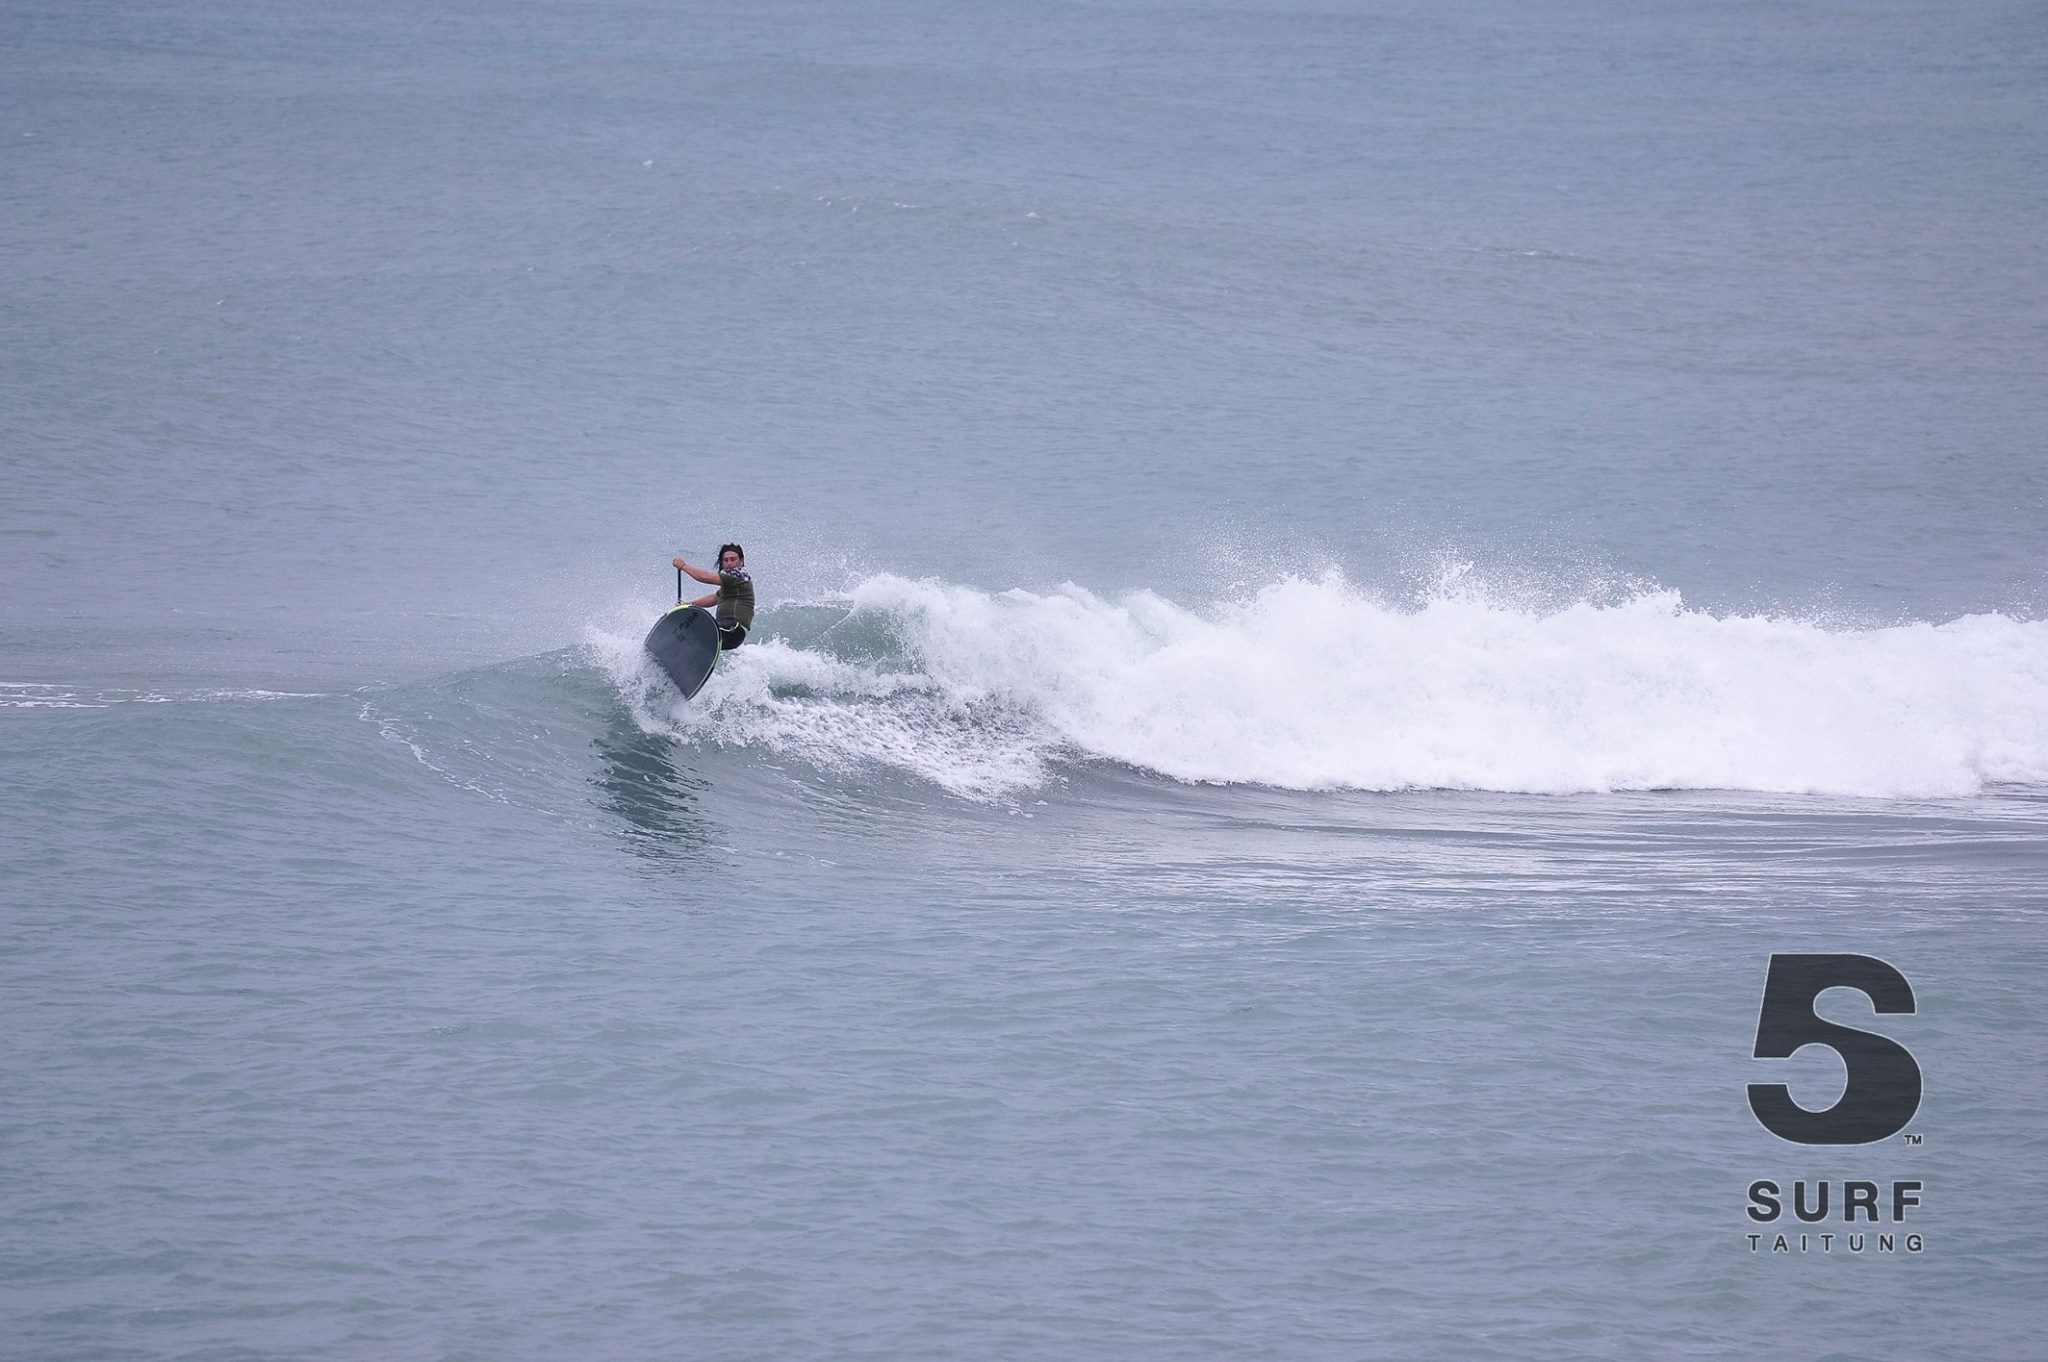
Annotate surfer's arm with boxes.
[688,592,718,608]
[673,557,722,586]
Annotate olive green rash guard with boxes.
[717,569,756,631]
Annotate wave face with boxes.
[590,572,2048,800]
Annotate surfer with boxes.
[673,544,754,650]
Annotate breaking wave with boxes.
[589,571,2048,800]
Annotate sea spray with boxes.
[590,572,2048,799]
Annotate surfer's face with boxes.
[719,550,743,570]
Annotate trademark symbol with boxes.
[1902,1133,1923,1146]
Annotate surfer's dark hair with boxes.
[718,543,744,564]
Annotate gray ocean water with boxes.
[6,0,2048,1357]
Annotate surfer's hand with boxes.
[672,556,690,570]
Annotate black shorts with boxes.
[717,622,748,651]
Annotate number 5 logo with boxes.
[1748,954,1922,1145]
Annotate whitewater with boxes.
[591,571,2048,801]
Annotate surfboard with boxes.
[643,604,722,699]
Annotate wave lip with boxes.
[595,573,2048,800]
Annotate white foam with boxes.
[586,609,1046,798]
[0,683,327,710]
[591,574,2048,800]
